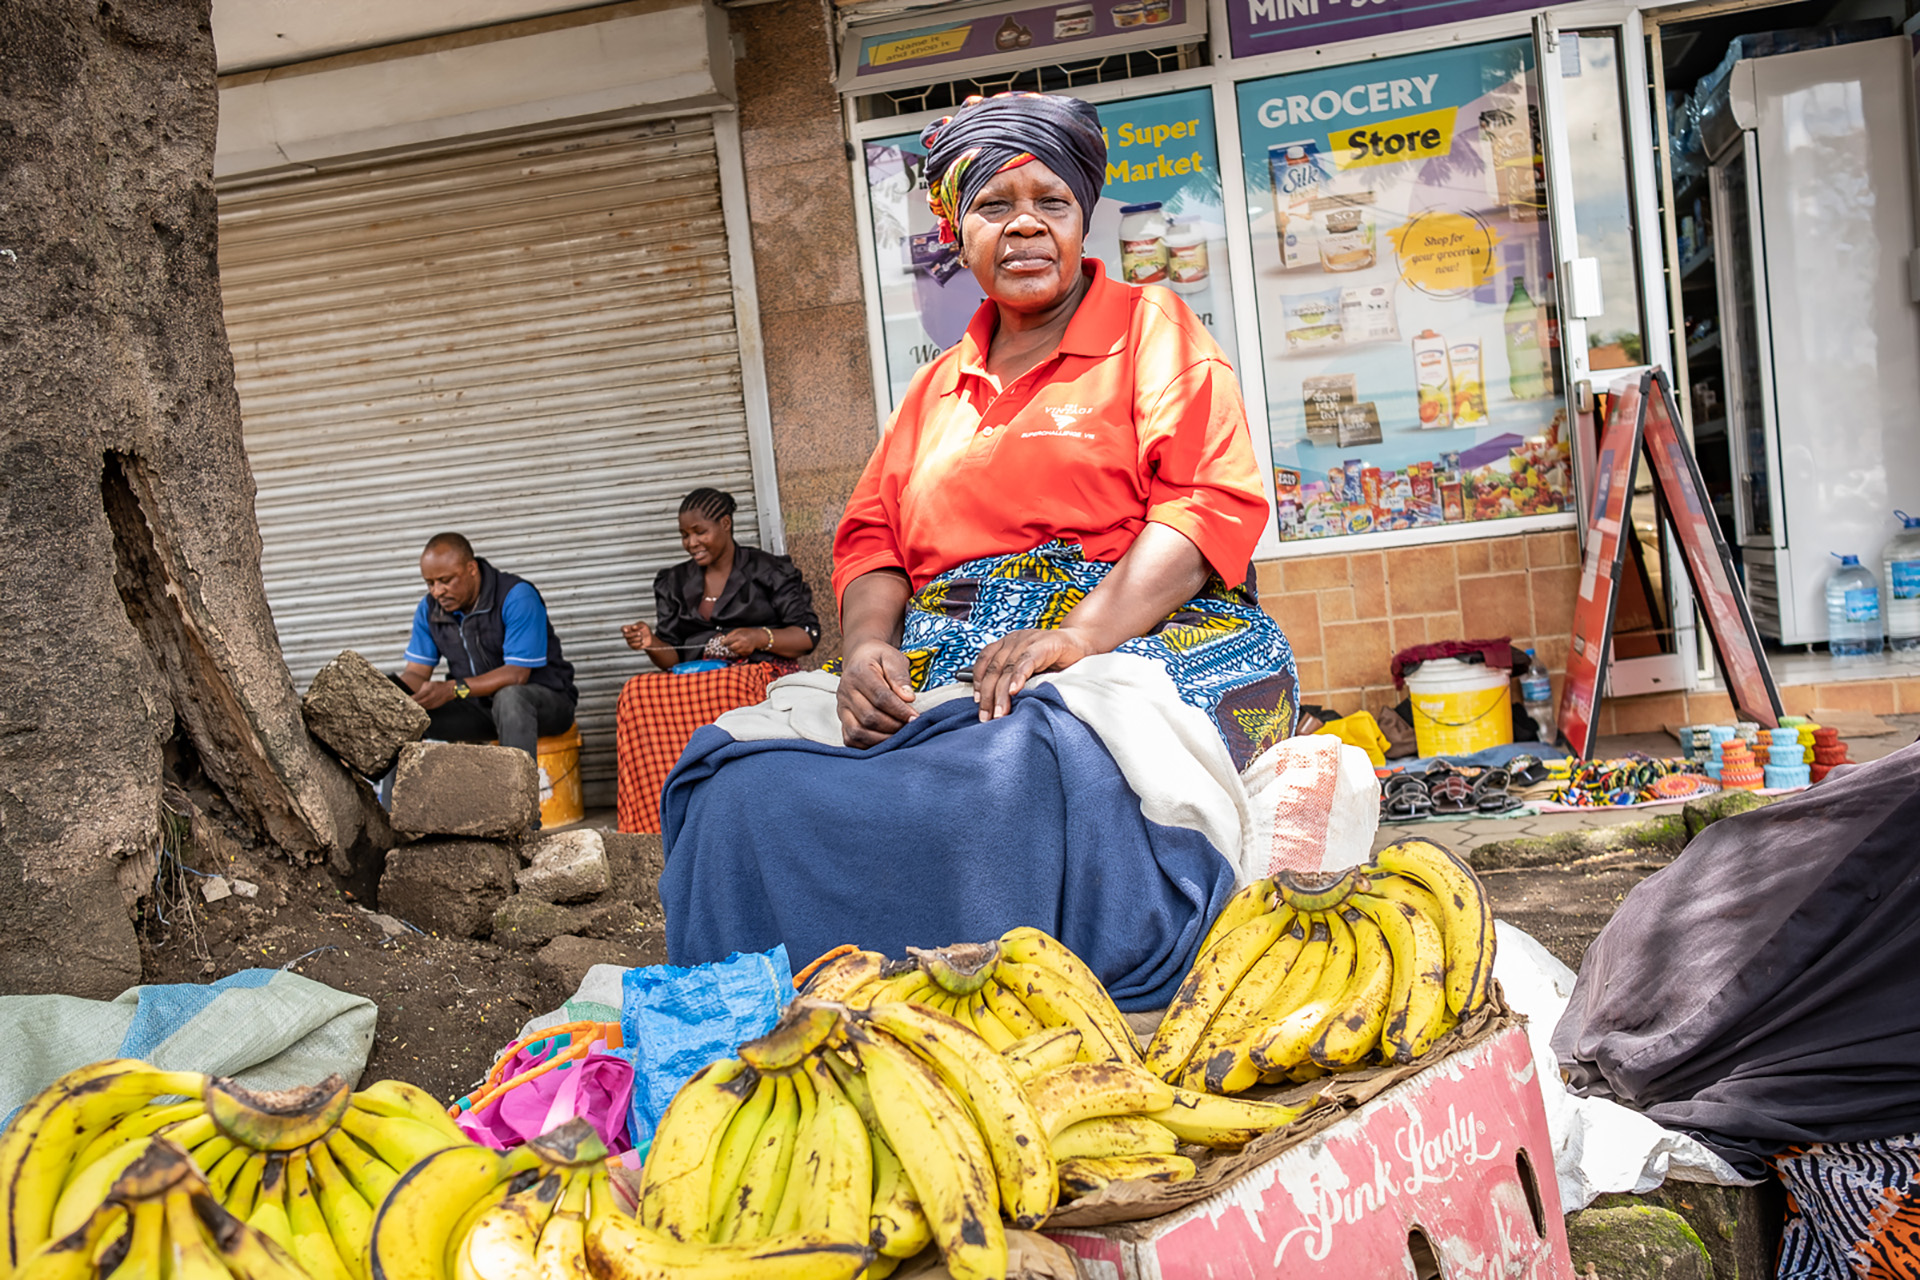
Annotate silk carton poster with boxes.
[1237,39,1574,542]
[864,87,1238,409]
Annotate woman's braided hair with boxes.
[679,488,736,523]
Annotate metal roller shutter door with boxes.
[219,116,762,810]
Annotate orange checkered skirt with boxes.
[614,663,796,834]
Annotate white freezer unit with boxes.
[1707,37,1920,644]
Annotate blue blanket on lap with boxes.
[659,685,1236,1010]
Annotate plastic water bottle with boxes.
[1885,511,1920,652]
[1826,554,1884,657]
[1518,647,1555,741]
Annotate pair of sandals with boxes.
[1380,763,1520,819]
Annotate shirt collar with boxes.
[938,258,1128,396]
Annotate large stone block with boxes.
[532,935,665,994]
[378,839,517,938]
[390,742,538,839]
[1566,1206,1712,1280]
[516,830,610,904]
[1591,1182,1786,1280]
[301,650,430,777]
[492,896,650,951]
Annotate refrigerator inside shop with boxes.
[1698,36,1920,644]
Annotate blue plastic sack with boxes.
[674,659,730,673]
[620,945,792,1153]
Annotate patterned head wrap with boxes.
[921,93,1107,246]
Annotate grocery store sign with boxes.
[1227,0,1543,61]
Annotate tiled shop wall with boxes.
[1256,528,1920,734]
[1255,530,1581,723]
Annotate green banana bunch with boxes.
[2,1059,478,1280]
[1142,838,1495,1090]
[12,1139,308,1280]
[370,1118,613,1280]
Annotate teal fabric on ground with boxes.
[1,970,377,1129]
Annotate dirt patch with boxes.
[136,805,662,1104]
[1481,850,1680,971]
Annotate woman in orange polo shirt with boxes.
[659,94,1299,1007]
[836,92,1294,767]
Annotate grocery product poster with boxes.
[862,87,1239,409]
[1236,39,1574,542]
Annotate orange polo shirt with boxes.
[832,259,1269,605]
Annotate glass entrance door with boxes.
[1535,14,1689,697]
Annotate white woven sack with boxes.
[1236,734,1381,884]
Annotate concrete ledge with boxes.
[216,0,733,182]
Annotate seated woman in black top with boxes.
[622,489,820,667]
[614,489,820,832]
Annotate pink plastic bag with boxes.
[454,1028,634,1154]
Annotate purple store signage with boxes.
[854,0,1186,78]
[1227,0,1541,61]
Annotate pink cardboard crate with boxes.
[1048,1023,1573,1280]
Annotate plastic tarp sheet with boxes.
[0,969,376,1128]
[620,945,792,1151]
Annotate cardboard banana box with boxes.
[1045,1014,1574,1280]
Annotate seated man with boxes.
[397,532,577,759]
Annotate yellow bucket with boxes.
[1405,659,1513,758]
[535,724,585,828]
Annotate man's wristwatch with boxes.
[453,679,471,699]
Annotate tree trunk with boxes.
[0,0,387,998]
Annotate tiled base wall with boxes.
[1255,529,1582,722]
[1255,527,1920,737]
[1591,679,1920,736]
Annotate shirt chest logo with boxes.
[1019,403,1097,441]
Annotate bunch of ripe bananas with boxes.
[368,1117,616,1280]
[1,1059,473,1280]
[9,1139,315,1280]
[1144,838,1497,1094]
[803,928,1317,1198]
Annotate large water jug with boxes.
[1885,511,1920,652]
[1826,554,1884,658]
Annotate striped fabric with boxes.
[1776,1136,1920,1278]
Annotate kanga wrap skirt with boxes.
[878,540,1299,769]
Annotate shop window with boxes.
[1236,39,1576,542]
[862,84,1239,405]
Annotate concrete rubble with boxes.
[516,830,611,904]
[301,650,430,777]
[389,742,538,840]
[379,839,518,938]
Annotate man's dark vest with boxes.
[423,559,577,703]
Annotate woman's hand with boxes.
[971,626,1099,722]
[622,621,655,652]
[837,640,918,748]
[719,627,767,658]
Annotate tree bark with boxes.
[0,0,387,998]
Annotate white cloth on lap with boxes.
[715,653,1363,888]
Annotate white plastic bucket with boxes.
[1405,658,1513,758]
